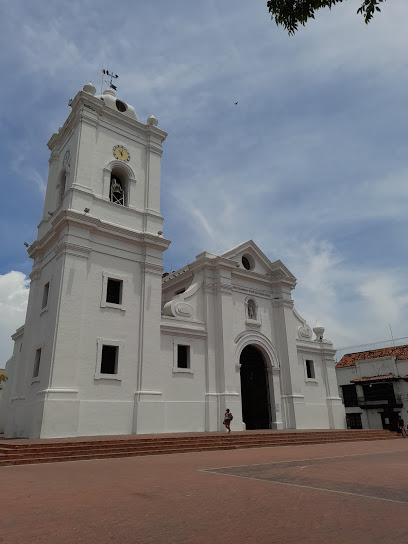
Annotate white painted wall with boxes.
[1,84,345,439]
[336,356,408,429]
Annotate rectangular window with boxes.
[305,360,315,379]
[33,348,42,378]
[42,282,50,309]
[341,384,358,407]
[177,345,190,369]
[100,345,118,374]
[346,413,363,429]
[106,279,122,305]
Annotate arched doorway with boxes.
[240,345,271,430]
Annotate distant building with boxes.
[0,83,345,439]
[336,346,408,431]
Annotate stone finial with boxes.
[147,115,158,127]
[83,82,96,96]
[313,325,325,342]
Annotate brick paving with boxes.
[2,438,408,543]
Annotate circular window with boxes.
[242,255,252,270]
[116,100,127,112]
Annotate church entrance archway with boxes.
[240,345,271,430]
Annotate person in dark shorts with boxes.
[223,409,233,433]
[397,416,407,438]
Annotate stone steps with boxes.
[0,430,399,467]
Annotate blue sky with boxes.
[1,0,408,364]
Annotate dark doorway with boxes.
[240,345,271,430]
[381,411,400,432]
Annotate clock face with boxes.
[113,145,130,162]
[63,150,70,167]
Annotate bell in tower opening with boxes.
[110,176,124,205]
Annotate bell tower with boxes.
[4,82,170,439]
[40,82,166,239]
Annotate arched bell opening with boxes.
[240,345,271,430]
[57,170,68,208]
[110,165,129,206]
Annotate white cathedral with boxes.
[0,83,345,439]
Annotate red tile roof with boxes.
[336,345,408,369]
[351,374,398,383]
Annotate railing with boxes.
[357,394,402,408]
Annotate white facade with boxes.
[336,348,408,431]
[0,84,345,438]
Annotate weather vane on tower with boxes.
[101,69,119,94]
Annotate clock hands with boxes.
[113,145,129,161]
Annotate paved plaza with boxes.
[2,438,408,543]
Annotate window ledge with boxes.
[101,302,126,312]
[94,374,122,381]
[172,368,194,375]
[245,319,261,327]
[40,306,48,315]
[305,378,318,384]
[31,378,41,384]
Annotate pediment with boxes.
[221,240,296,282]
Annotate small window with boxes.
[341,384,358,407]
[116,99,127,112]
[242,256,251,270]
[42,282,50,309]
[33,348,42,378]
[177,345,190,369]
[346,413,363,429]
[305,360,315,379]
[106,279,122,305]
[101,345,118,374]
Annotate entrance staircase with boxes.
[0,429,399,467]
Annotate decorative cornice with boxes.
[272,298,294,309]
[29,269,41,282]
[297,341,335,357]
[214,283,233,295]
[37,388,79,398]
[48,91,165,153]
[141,262,164,276]
[232,285,271,298]
[146,143,163,156]
[55,242,92,260]
[31,210,171,259]
[11,325,25,340]
[163,266,191,282]
[160,323,207,338]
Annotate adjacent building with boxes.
[336,345,408,431]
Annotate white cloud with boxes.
[0,272,29,365]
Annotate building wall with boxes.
[1,85,345,439]
[336,357,408,430]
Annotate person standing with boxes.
[397,416,407,438]
[224,409,233,433]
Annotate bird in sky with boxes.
[234,102,238,105]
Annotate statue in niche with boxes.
[110,176,124,205]
[247,299,256,320]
